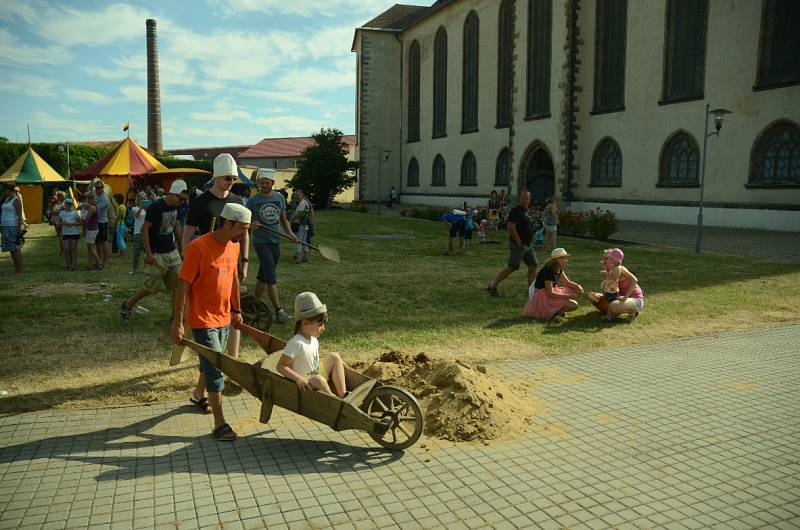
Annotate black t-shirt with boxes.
[144,198,178,254]
[186,191,244,235]
[507,205,533,245]
[533,263,561,289]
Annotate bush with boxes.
[585,207,618,240]
[400,207,447,221]
[559,208,618,240]
[559,209,587,237]
[350,200,368,213]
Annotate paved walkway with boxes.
[1,326,799,529]
[613,220,800,264]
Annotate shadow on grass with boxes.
[484,316,532,329]
[0,366,191,414]
[0,408,403,480]
[538,310,637,334]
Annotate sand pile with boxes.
[356,352,539,442]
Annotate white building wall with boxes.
[356,0,800,230]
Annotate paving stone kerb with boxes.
[1,326,799,529]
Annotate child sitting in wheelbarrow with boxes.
[277,292,349,398]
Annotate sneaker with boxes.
[486,285,499,297]
[120,302,132,321]
[276,309,291,323]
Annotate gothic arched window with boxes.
[432,154,446,186]
[591,138,622,186]
[749,121,800,187]
[407,157,420,187]
[658,132,700,187]
[462,12,480,133]
[460,151,477,186]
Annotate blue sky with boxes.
[0,0,428,149]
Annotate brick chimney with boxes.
[146,19,163,153]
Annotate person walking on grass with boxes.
[81,194,102,271]
[121,180,188,320]
[129,192,149,274]
[57,198,80,271]
[183,154,249,359]
[487,190,538,297]
[246,170,297,325]
[1,184,24,274]
[114,193,127,258]
[170,203,251,442]
[290,189,311,264]
[542,196,560,251]
[92,179,113,268]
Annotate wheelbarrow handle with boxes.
[234,321,287,354]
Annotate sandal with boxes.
[189,396,212,414]
[212,423,237,442]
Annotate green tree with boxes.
[288,128,358,209]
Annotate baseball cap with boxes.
[169,180,188,194]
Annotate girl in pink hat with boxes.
[588,247,644,320]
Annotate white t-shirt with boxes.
[282,334,319,378]
[58,209,81,236]
[132,206,146,235]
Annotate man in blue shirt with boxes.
[246,169,298,324]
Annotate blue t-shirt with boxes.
[247,192,286,245]
[96,194,110,223]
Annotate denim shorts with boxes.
[255,241,280,284]
[603,292,619,302]
[193,326,229,393]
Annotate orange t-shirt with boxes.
[178,233,239,329]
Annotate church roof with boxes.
[361,4,430,30]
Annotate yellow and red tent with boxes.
[72,137,210,195]
[0,147,67,223]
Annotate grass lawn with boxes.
[1,210,798,414]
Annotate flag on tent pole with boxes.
[122,122,129,131]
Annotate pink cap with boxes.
[607,248,624,263]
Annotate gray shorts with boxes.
[507,241,538,271]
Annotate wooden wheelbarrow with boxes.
[170,323,423,450]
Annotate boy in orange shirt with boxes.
[170,203,251,442]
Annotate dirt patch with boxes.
[22,282,112,296]
[358,352,542,443]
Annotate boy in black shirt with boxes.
[122,180,188,319]
[486,190,538,296]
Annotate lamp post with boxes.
[58,142,70,178]
[695,104,732,253]
[377,149,391,214]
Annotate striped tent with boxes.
[72,138,210,196]
[0,147,67,223]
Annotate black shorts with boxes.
[449,219,466,238]
[62,234,80,241]
[96,222,108,242]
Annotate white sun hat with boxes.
[220,203,251,224]
[213,153,238,178]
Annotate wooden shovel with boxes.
[252,222,340,263]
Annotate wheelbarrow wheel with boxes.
[363,386,423,450]
[240,296,273,332]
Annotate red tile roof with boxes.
[166,145,251,160]
[239,135,355,159]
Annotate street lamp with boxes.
[695,105,732,253]
[377,149,391,214]
[58,142,70,178]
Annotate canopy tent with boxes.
[72,138,209,196]
[0,147,68,223]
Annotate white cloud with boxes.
[247,90,323,106]
[0,0,40,25]
[273,66,353,93]
[27,110,119,140]
[251,115,327,136]
[83,66,133,81]
[64,88,116,105]
[306,25,359,60]
[119,84,204,104]
[60,104,80,114]
[0,28,73,65]
[35,3,156,47]
[208,0,417,18]
[0,72,58,98]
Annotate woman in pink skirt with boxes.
[523,248,584,321]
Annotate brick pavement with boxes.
[1,325,799,529]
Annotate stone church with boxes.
[352,0,799,230]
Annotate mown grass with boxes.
[1,210,798,414]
